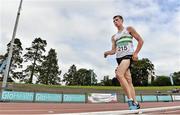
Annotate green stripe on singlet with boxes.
[115,36,132,41]
[116,38,132,44]
[120,36,133,39]
[117,41,129,46]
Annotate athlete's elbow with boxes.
[140,39,144,46]
[111,52,115,55]
[112,52,116,55]
[112,50,116,54]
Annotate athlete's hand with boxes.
[132,53,138,61]
[104,52,108,58]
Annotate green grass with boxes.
[55,85,180,91]
[135,86,180,90]
[1,82,179,90]
[0,82,179,94]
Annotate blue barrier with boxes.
[125,95,142,102]
[35,93,62,102]
[0,90,178,103]
[158,95,172,102]
[136,95,142,102]
[1,91,34,101]
[142,95,157,102]
[63,94,86,103]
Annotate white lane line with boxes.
[153,109,180,114]
[57,106,180,115]
[1,106,180,115]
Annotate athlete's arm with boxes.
[104,35,116,58]
[127,26,144,61]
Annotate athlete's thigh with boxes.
[125,69,132,81]
[116,59,131,75]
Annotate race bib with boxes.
[116,42,130,53]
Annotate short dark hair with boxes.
[113,15,123,22]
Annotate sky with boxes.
[0,0,180,82]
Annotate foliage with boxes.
[37,48,61,85]
[151,76,171,86]
[63,65,97,85]
[4,38,23,81]
[173,71,180,85]
[23,38,47,83]
[131,58,154,86]
[63,64,77,85]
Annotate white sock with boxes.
[128,98,133,101]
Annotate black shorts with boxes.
[116,55,133,69]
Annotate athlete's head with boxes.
[113,15,123,27]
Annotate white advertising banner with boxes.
[172,95,180,101]
[88,93,117,103]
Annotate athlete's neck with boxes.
[117,26,124,33]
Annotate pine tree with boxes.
[37,48,61,85]
[4,38,23,81]
[23,37,47,83]
[63,64,77,85]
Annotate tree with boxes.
[173,71,180,85]
[37,48,61,85]
[0,55,5,74]
[76,69,97,86]
[89,69,98,85]
[63,65,98,86]
[63,64,77,85]
[151,76,171,86]
[0,55,5,80]
[131,58,154,86]
[23,38,47,83]
[100,75,112,86]
[4,38,23,81]
[112,77,120,86]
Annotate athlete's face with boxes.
[113,17,123,27]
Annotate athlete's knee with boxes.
[127,77,132,84]
[125,73,132,84]
[115,71,124,78]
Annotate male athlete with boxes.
[104,15,144,110]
